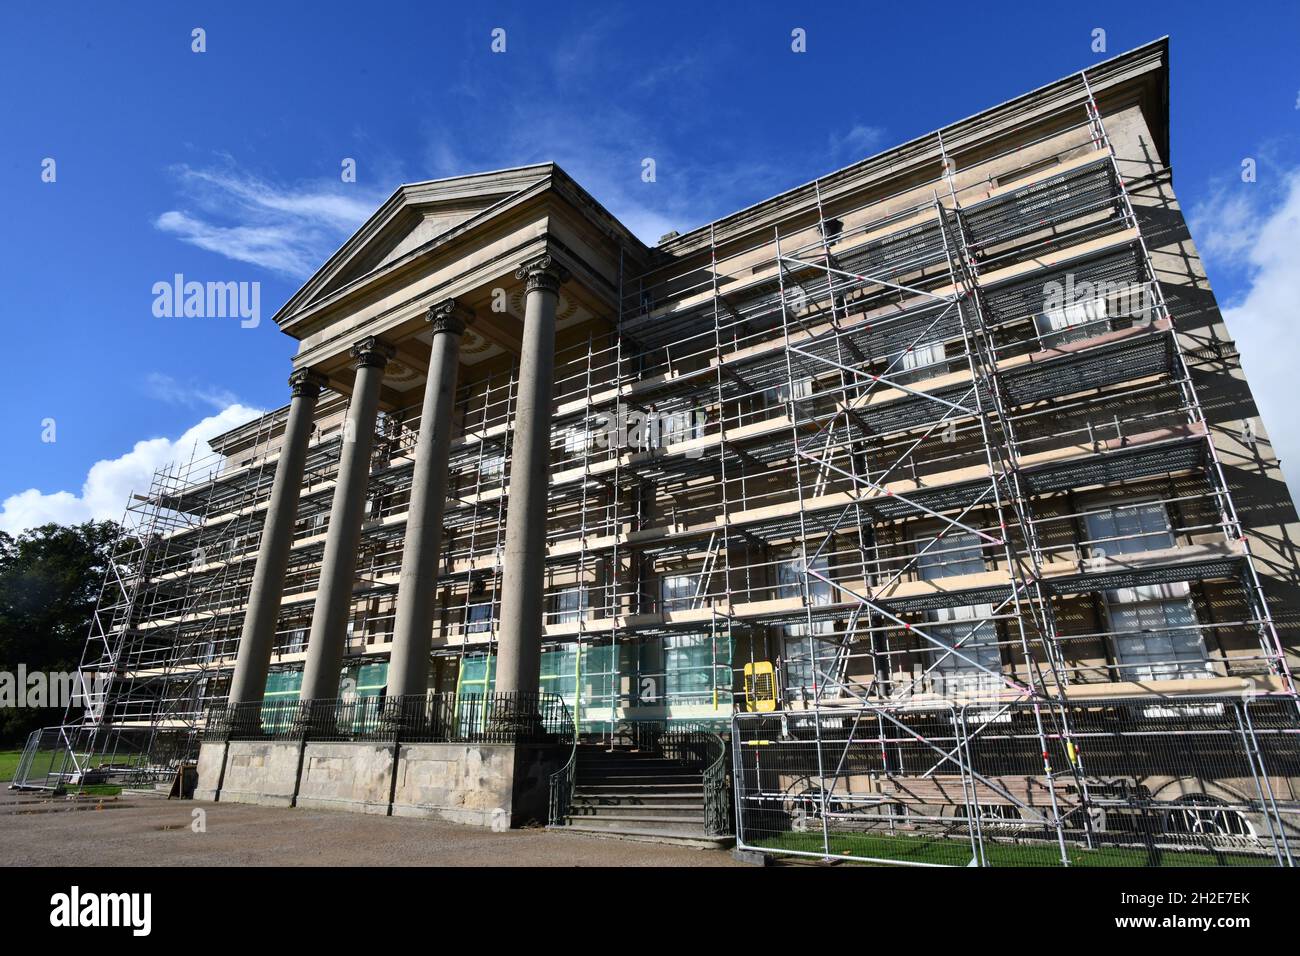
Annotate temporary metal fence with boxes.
[204,690,571,745]
[732,694,1300,867]
[9,724,160,792]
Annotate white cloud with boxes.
[155,162,387,279]
[1193,169,1300,501]
[0,404,263,535]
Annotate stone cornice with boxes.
[658,38,1169,257]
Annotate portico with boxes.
[224,164,636,719]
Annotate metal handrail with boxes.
[548,738,579,826]
[702,731,731,836]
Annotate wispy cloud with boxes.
[154,161,387,279]
[414,14,855,246]
[1191,164,1300,501]
[152,24,893,270]
[417,87,790,245]
[143,372,242,411]
[828,124,889,164]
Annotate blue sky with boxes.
[2,1,1298,530]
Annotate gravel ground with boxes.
[0,789,743,867]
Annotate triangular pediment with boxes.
[277,164,554,323]
[323,200,492,292]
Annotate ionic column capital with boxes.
[426,298,474,337]
[350,336,396,370]
[515,253,570,294]
[287,368,329,398]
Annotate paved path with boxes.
[0,790,743,867]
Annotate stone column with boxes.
[495,254,568,703]
[227,368,327,709]
[298,336,393,704]
[386,300,473,706]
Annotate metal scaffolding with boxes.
[24,63,1299,851]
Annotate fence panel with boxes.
[733,705,981,866]
[733,695,1300,867]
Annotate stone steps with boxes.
[553,822,734,850]
[573,794,704,808]
[569,803,705,820]
[552,744,729,849]
[565,812,708,827]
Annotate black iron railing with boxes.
[204,691,570,745]
[702,734,731,836]
[548,742,578,826]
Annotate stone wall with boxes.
[296,742,395,815]
[194,739,300,807]
[194,738,564,828]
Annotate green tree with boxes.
[0,521,120,746]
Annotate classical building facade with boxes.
[31,38,1299,856]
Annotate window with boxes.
[660,572,698,612]
[1104,583,1209,682]
[464,600,493,635]
[900,340,947,379]
[480,452,505,480]
[782,634,840,698]
[779,553,837,696]
[923,604,1002,697]
[913,531,999,695]
[551,586,588,624]
[1083,501,1173,560]
[455,655,496,738]
[1084,503,1207,681]
[663,634,724,703]
[916,530,985,580]
[564,425,594,456]
[1163,795,1255,838]
[1037,295,1107,345]
[654,409,704,447]
[762,376,813,410]
[264,669,303,702]
[776,552,832,603]
[539,645,580,702]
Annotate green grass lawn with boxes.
[1,748,65,784]
[758,830,1274,868]
[0,748,122,796]
[0,750,23,783]
[65,784,123,797]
